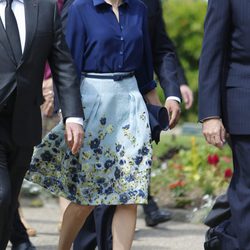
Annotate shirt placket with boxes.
[118,6,125,71]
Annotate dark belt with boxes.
[82,72,134,81]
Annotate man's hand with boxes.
[41,78,54,117]
[165,99,181,129]
[202,118,226,149]
[65,123,84,155]
[180,85,193,110]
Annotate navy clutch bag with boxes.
[146,104,169,144]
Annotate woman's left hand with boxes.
[164,99,181,129]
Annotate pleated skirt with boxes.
[26,75,152,205]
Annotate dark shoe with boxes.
[12,242,36,250]
[145,209,172,227]
[204,228,221,250]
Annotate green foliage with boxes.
[159,0,207,122]
[151,134,233,208]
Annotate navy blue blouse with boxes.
[65,0,156,94]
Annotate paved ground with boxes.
[8,200,207,250]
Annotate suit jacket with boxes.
[144,0,183,97]
[0,0,83,146]
[199,0,250,134]
[61,0,183,99]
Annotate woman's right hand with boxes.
[41,78,54,117]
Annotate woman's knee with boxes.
[67,203,94,218]
[116,204,137,212]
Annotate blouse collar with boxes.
[93,0,130,7]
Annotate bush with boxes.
[159,0,207,122]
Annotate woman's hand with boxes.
[164,99,181,129]
[41,78,54,117]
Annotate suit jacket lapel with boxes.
[0,18,17,65]
[19,0,38,66]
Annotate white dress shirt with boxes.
[0,0,25,52]
[167,96,181,103]
[0,0,83,126]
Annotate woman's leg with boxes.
[112,205,137,250]
[58,197,71,232]
[58,202,94,250]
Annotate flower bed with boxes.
[151,135,233,208]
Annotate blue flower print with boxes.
[138,189,145,198]
[68,183,77,196]
[119,193,129,203]
[122,124,130,130]
[94,148,102,154]
[126,174,135,182]
[97,178,105,184]
[135,156,143,165]
[141,146,149,156]
[90,138,101,149]
[105,187,113,195]
[48,133,58,140]
[104,160,114,170]
[116,144,122,152]
[114,167,121,179]
[40,151,53,162]
[100,117,106,125]
[71,174,79,183]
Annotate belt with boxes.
[82,72,134,81]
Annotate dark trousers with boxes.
[210,135,250,250]
[221,134,250,250]
[0,102,33,249]
[9,203,30,247]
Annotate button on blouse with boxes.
[65,0,156,94]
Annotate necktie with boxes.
[5,0,22,63]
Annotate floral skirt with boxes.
[26,75,152,205]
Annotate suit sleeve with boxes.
[152,0,181,99]
[175,55,188,86]
[135,6,157,95]
[48,2,84,120]
[198,0,231,121]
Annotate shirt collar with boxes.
[93,0,130,7]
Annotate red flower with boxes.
[207,154,220,166]
[224,168,233,179]
[168,180,185,189]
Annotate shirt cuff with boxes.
[166,96,181,103]
[65,117,84,126]
[140,80,157,95]
[200,116,220,123]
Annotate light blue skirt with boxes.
[26,75,152,205]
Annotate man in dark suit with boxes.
[0,0,84,249]
[199,0,250,249]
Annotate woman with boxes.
[27,0,160,249]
